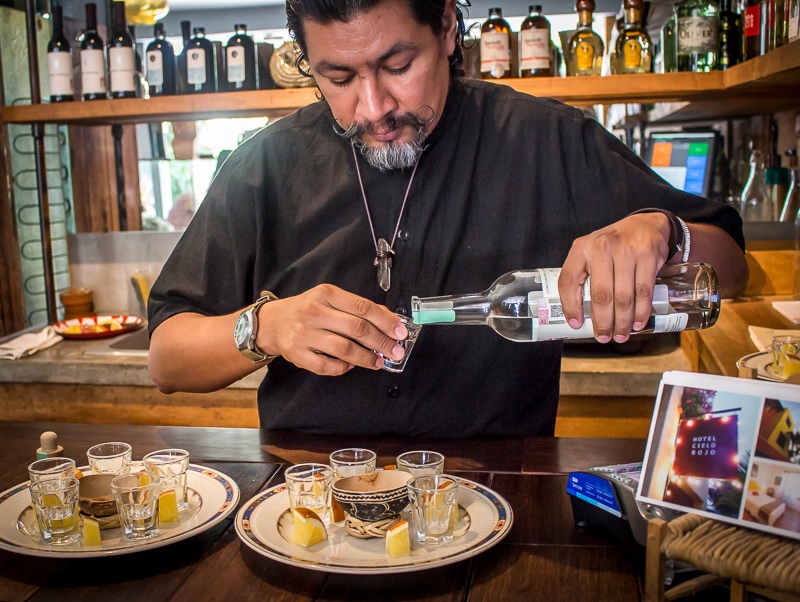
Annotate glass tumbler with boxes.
[29,477,81,544]
[143,448,190,509]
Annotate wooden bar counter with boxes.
[0,420,646,601]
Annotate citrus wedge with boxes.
[159,489,180,523]
[783,356,800,378]
[385,519,410,558]
[292,507,328,547]
[330,497,345,523]
[82,515,102,546]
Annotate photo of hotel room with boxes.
[744,460,800,532]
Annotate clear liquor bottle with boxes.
[519,5,552,78]
[659,5,679,72]
[480,8,513,79]
[411,263,721,342]
[566,0,605,76]
[740,149,773,221]
[676,0,720,71]
[611,0,653,73]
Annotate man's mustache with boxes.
[337,110,428,140]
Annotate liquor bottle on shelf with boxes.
[108,1,137,98]
[176,20,191,94]
[610,0,653,73]
[47,5,74,102]
[658,4,678,72]
[146,22,176,96]
[740,148,773,221]
[226,24,257,91]
[718,0,742,68]
[480,8,513,79]
[411,263,721,342]
[789,0,800,41]
[80,3,107,101]
[744,0,765,58]
[566,0,604,76]
[186,27,216,93]
[123,0,169,25]
[519,5,552,78]
[779,150,799,222]
[774,0,787,46]
[676,0,720,72]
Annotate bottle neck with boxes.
[86,5,98,31]
[578,10,593,26]
[52,8,64,33]
[626,8,642,25]
[412,293,492,325]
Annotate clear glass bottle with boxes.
[611,0,653,73]
[740,149,773,221]
[411,263,721,342]
[659,5,679,72]
[779,150,799,221]
[676,0,720,72]
[480,8,513,79]
[519,5,552,77]
[566,0,605,76]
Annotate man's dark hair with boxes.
[286,0,471,77]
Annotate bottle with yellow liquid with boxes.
[611,0,653,73]
[124,0,170,26]
[566,0,605,75]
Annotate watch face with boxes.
[233,312,251,347]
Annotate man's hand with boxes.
[257,284,409,376]
[558,212,672,344]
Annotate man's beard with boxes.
[336,111,429,171]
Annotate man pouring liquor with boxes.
[147,0,748,437]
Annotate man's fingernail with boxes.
[395,325,407,339]
[569,319,581,329]
[633,322,644,331]
[392,345,405,359]
[374,357,384,369]
[614,334,628,343]
[597,335,611,344]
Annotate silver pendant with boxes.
[374,238,394,292]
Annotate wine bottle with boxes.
[519,5,552,78]
[226,24,257,91]
[411,263,721,342]
[186,27,216,93]
[80,3,107,101]
[566,0,605,76]
[480,8,513,79]
[176,20,191,94]
[146,23,176,95]
[108,1,136,98]
[47,5,74,102]
[718,0,742,68]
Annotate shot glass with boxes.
[143,448,190,509]
[87,442,132,475]
[329,448,377,479]
[29,477,81,545]
[407,475,459,546]
[379,315,422,373]
[28,457,76,484]
[111,473,160,540]
[397,451,445,476]
[284,463,334,524]
[771,335,800,376]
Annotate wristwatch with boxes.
[233,291,279,362]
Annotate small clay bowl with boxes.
[332,470,413,522]
[78,474,118,518]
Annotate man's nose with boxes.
[356,76,398,125]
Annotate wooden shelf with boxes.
[1,40,797,126]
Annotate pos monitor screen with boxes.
[643,132,717,198]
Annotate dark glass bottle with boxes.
[225,24,257,91]
[186,27,216,93]
[108,1,136,98]
[519,5,552,77]
[480,8,513,79]
[676,0,720,72]
[47,5,74,102]
[744,0,763,58]
[146,23,176,96]
[80,3,106,100]
[719,0,742,68]
[176,20,191,94]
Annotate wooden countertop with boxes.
[0,420,647,601]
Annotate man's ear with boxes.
[440,0,458,56]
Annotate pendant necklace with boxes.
[351,141,421,292]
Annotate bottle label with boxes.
[744,6,761,37]
[47,52,74,96]
[623,39,643,68]
[790,14,799,39]
[519,29,551,70]
[146,50,164,86]
[678,16,719,53]
[528,268,595,341]
[227,46,246,83]
[576,41,595,71]
[187,48,207,85]
[480,31,511,76]
[653,313,689,333]
[80,49,106,95]
[109,47,136,92]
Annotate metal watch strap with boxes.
[628,208,685,262]
[239,291,279,363]
[675,216,691,262]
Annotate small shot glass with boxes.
[285,463,334,524]
[407,474,459,546]
[111,473,161,540]
[771,335,800,376]
[329,448,377,479]
[378,315,422,373]
[143,449,190,509]
[28,457,76,484]
[397,451,445,477]
[29,477,81,545]
[87,442,132,475]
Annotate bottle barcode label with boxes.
[146,50,164,86]
[47,52,73,96]
[187,48,207,85]
[653,313,689,333]
[227,47,245,83]
[480,31,510,74]
[520,29,550,70]
[80,49,106,94]
[109,47,136,92]
[677,16,719,53]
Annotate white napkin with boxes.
[748,326,800,352]
[772,301,800,325]
[0,327,62,360]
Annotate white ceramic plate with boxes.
[0,464,240,558]
[235,475,513,574]
[737,351,786,382]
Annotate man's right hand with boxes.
[257,284,409,376]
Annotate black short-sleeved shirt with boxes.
[148,77,744,438]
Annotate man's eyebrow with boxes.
[313,41,418,73]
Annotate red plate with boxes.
[52,315,144,340]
